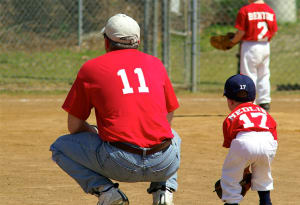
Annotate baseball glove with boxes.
[213,173,252,199]
[210,32,236,50]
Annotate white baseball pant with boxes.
[240,41,271,105]
[221,131,278,204]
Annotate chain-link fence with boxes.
[199,0,300,92]
[0,0,299,92]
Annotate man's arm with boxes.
[67,113,98,134]
[167,112,174,125]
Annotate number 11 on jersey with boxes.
[117,68,149,94]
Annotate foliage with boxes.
[1,0,143,37]
[200,0,245,27]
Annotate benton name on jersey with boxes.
[248,12,274,21]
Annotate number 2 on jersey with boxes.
[240,112,269,129]
[117,68,149,94]
[257,22,268,40]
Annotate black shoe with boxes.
[259,103,270,112]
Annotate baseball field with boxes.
[0,92,299,205]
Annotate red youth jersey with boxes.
[223,103,277,148]
[235,3,277,41]
[62,49,179,148]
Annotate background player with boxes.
[50,13,181,205]
[221,74,278,205]
[230,0,278,112]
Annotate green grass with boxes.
[0,48,103,92]
[1,21,300,94]
[195,21,300,92]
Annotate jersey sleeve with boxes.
[62,69,93,120]
[268,114,278,140]
[222,118,234,148]
[235,8,246,31]
[163,72,179,113]
[268,12,278,39]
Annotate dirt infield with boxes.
[1,93,299,205]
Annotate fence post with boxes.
[78,0,83,47]
[191,0,197,92]
[152,0,159,57]
[143,0,151,54]
[185,0,191,88]
[162,0,170,74]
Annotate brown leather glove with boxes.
[210,32,236,50]
[214,170,252,199]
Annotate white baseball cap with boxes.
[101,14,140,45]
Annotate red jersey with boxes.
[63,49,179,148]
[223,103,277,148]
[235,3,277,41]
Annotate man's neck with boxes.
[252,0,264,4]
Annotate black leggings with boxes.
[258,191,272,205]
[224,191,272,205]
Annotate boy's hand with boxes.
[213,171,252,199]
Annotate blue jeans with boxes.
[50,129,181,195]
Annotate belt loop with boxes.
[142,149,147,158]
